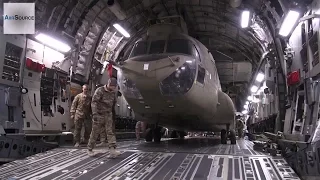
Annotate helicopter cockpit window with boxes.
[149,40,165,54]
[197,65,205,84]
[130,41,147,57]
[167,39,194,55]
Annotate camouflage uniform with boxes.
[236,120,245,138]
[87,86,117,150]
[99,103,116,143]
[70,93,92,144]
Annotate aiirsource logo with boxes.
[3,3,35,34]
[4,15,35,21]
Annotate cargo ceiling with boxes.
[0,0,313,106]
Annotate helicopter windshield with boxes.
[167,39,194,55]
[129,41,147,57]
[129,39,197,59]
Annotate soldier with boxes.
[135,121,142,141]
[236,119,245,139]
[87,78,121,158]
[135,121,147,141]
[70,84,92,147]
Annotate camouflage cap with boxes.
[109,78,117,86]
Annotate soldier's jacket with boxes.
[91,86,116,116]
[236,120,244,129]
[70,93,92,118]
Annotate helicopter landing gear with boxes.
[220,123,237,144]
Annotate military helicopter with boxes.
[116,16,236,144]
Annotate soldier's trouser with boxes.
[135,121,147,140]
[88,112,116,150]
[237,129,243,138]
[100,118,115,142]
[74,116,91,143]
[135,128,140,140]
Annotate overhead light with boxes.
[62,132,73,134]
[245,101,249,105]
[244,104,248,109]
[251,86,258,93]
[253,98,260,103]
[181,67,185,70]
[256,73,265,82]
[247,96,253,101]
[113,23,130,38]
[186,60,193,63]
[241,10,250,28]
[279,10,300,37]
[35,33,71,53]
[242,110,248,114]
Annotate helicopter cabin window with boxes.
[130,41,147,57]
[197,65,205,84]
[149,40,165,54]
[167,39,194,56]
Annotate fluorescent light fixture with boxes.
[244,104,248,109]
[62,132,73,134]
[247,96,253,101]
[251,86,258,93]
[279,10,300,37]
[35,33,71,53]
[242,110,248,114]
[256,73,265,82]
[113,23,130,38]
[241,10,250,28]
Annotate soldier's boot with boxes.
[74,142,80,148]
[98,148,109,154]
[109,147,121,158]
[96,142,108,147]
[87,149,96,157]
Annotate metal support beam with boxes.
[299,14,320,22]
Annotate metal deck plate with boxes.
[0,138,300,180]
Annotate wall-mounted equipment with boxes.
[287,70,300,86]
[309,32,319,67]
[2,43,23,82]
[26,57,46,73]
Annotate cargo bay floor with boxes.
[0,138,300,180]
